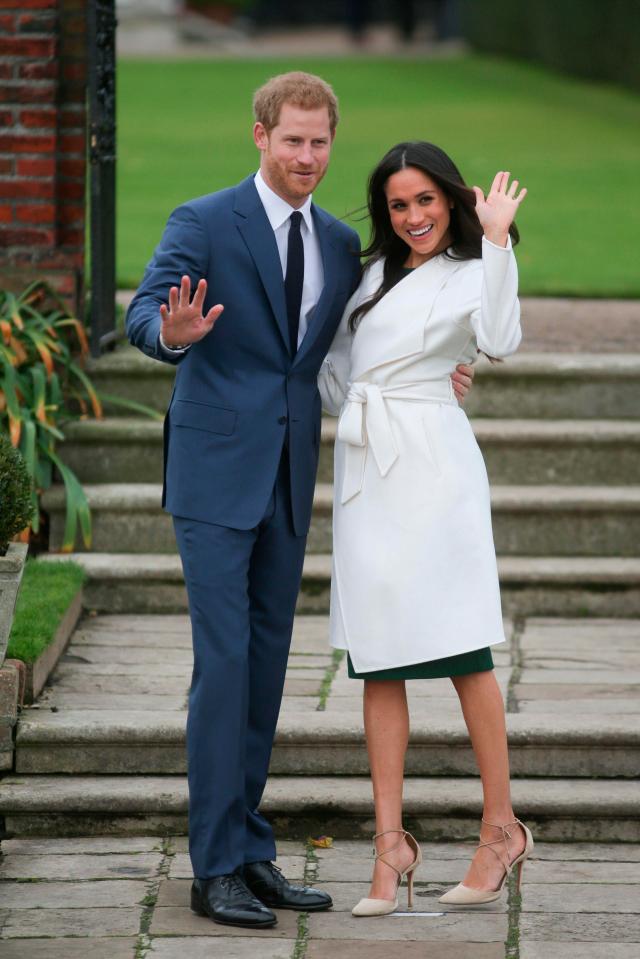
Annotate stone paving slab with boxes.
[0,851,161,880]
[150,938,295,958]
[82,614,191,632]
[1,906,142,938]
[150,905,299,938]
[525,860,640,882]
[38,692,188,711]
[530,843,640,861]
[46,675,189,695]
[520,944,631,958]
[513,683,639,701]
[72,629,192,648]
[307,912,508,941]
[523,882,638,912]
[519,913,640,940]
[1,836,162,854]
[518,669,640,684]
[0,878,147,909]
[518,698,640,714]
[306,944,505,959]
[0,940,138,958]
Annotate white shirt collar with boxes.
[254,170,314,234]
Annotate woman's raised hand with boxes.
[472,172,527,248]
[160,275,224,347]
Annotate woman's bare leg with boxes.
[363,679,418,900]
[451,669,526,889]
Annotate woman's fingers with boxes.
[508,179,519,198]
[489,171,503,195]
[516,186,528,204]
[472,185,485,206]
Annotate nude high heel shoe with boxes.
[438,817,534,906]
[352,829,422,917]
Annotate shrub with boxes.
[0,435,33,555]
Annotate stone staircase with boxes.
[2,306,640,840]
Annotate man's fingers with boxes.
[205,304,224,327]
[160,303,169,324]
[456,363,475,379]
[168,286,179,313]
[178,275,191,309]
[192,278,208,313]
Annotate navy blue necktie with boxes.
[284,211,304,354]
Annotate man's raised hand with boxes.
[160,276,224,347]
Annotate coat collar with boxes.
[350,253,466,381]
[233,176,290,353]
[233,175,341,362]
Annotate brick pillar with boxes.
[0,0,87,312]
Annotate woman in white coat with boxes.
[319,142,534,916]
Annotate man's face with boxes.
[254,103,334,207]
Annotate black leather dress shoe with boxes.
[191,874,277,928]
[244,860,333,911]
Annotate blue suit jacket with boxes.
[126,175,361,536]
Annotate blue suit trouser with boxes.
[173,453,307,879]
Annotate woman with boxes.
[319,142,534,916]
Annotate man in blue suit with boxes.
[127,71,472,930]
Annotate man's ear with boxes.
[253,121,268,151]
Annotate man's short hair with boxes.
[253,71,339,134]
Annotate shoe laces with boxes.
[220,873,252,897]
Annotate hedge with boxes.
[461,0,640,92]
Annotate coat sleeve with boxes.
[469,235,522,358]
[317,286,357,416]
[125,204,209,366]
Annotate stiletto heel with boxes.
[407,867,416,908]
[438,817,534,906]
[352,829,422,917]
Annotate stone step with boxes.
[14,709,640,779]
[60,417,640,486]
[41,552,640,617]
[0,774,637,841]
[43,482,640,557]
[89,346,640,419]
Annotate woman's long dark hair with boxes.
[349,141,520,331]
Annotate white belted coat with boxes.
[318,237,521,673]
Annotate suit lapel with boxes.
[293,205,340,366]
[233,176,291,355]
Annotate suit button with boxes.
[278,416,287,425]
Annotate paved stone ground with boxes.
[0,834,638,956]
[1,613,639,952]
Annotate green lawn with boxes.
[6,560,85,664]
[117,56,640,296]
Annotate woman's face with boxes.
[384,167,453,267]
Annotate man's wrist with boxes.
[159,331,191,353]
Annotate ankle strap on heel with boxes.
[479,818,522,874]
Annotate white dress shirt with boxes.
[160,171,324,354]
[253,169,324,348]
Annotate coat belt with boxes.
[337,379,456,504]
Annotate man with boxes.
[127,71,473,930]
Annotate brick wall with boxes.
[0,0,87,311]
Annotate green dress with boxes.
[346,266,494,682]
